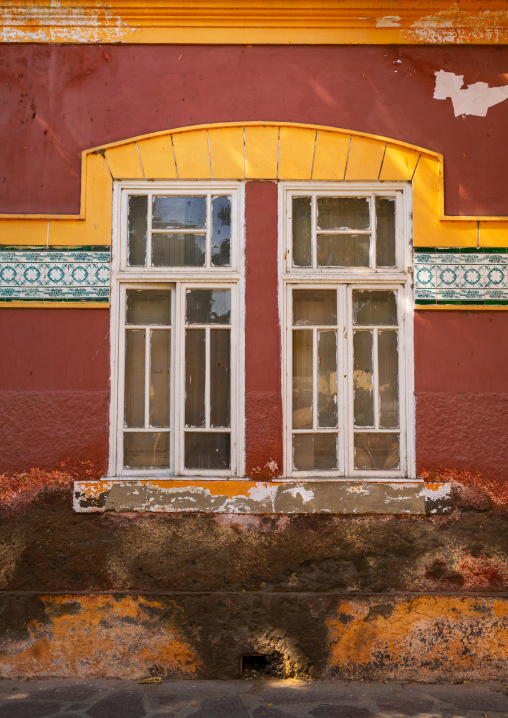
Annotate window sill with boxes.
[73,479,451,515]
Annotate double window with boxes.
[110,182,413,479]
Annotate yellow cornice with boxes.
[1,1,508,45]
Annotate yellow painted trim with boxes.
[0,302,110,309]
[1,1,508,45]
[0,121,506,251]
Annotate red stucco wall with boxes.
[2,45,508,217]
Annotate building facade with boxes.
[0,1,507,679]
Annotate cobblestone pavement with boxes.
[0,679,507,718]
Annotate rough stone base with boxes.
[1,593,507,681]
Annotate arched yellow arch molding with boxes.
[1,122,507,248]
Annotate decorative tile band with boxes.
[0,246,110,303]
[415,248,508,306]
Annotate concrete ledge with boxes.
[73,479,452,515]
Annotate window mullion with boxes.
[371,193,376,269]
[176,283,185,475]
[311,194,317,269]
[205,326,211,429]
[373,327,379,431]
[147,192,153,268]
[206,193,212,267]
[144,327,150,429]
[312,326,318,431]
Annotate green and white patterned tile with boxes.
[19,264,44,286]
[460,265,484,289]
[485,265,507,288]
[415,264,436,289]
[68,263,92,285]
[0,263,20,286]
[19,286,44,299]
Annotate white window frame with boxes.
[109,181,245,479]
[280,182,415,481]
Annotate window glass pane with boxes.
[353,290,397,326]
[125,329,145,428]
[185,432,231,470]
[354,433,399,470]
[152,196,206,230]
[353,331,374,428]
[317,234,370,267]
[124,431,170,468]
[378,330,399,429]
[185,329,205,428]
[212,196,231,266]
[126,290,171,326]
[292,329,313,430]
[186,289,231,324]
[318,331,337,428]
[128,195,148,266]
[317,197,370,230]
[210,329,231,428]
[152,234,205,267]
[293,433,337,471]
[376,197,396,267]
[292,196,311,267]
[293,290,337,326]
[150,329,171,428]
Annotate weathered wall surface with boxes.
[0,490,507,679]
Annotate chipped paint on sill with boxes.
[73,479,440,515]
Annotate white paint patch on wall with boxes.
[376,16,401,28]
[434,70,508,117]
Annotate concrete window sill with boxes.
[73,479,451,515]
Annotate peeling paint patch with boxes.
[405,10,508,44]
[327,596,508,681]
[376,16,401,28]
[434,70,508,117]
[0,594,200,679]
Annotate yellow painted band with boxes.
[1,1,508,45]
[0,122,506,251]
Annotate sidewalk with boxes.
[1,679,508,718]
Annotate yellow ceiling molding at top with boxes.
[1,1,508,45]
[0,121,507,249]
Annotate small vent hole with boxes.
[241,652,285,679]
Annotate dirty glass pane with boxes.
[149,329,171,428]
[317,234,370,267]
[353,290,397,326]
[212,196,231,266]
[376,197,396,267]
[124,431,170,468]
[378,330,399,429]
[318,331,337,428]
[128,195,148,266]
[353,330,374,428]
[292,196,312,267]
[354,432,399,470]
[210,329,231,428]
[293,433,337,471]
[152,233,206,267]
[185,432,231,470]
[317,197,370,231]
[185,329,205,428]
[126,290,171,326]
[293,290,336,326]
[125,329,145,428]
[152,196,206,230]
[292,329,313,430]
[186,289,231,325]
